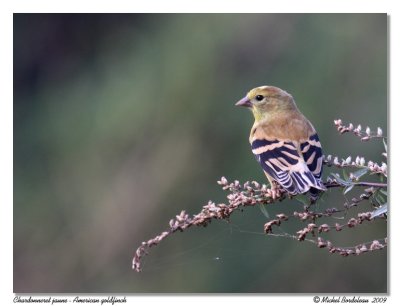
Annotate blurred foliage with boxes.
[14,13,387,293]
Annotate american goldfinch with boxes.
[236,85,326,199]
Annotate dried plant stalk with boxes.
[132,120,387,272]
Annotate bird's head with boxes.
[235,86,297,121]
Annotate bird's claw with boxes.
[271,188,277,200]
[270,184,281,200]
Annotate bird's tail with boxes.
[308,180,326,203]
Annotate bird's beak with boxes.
[235,96,252,108]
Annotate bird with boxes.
[235,85,326,200]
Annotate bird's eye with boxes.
[255,95,264,101]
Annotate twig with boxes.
[334,119,386,141]
[325,181,387,189]
[132,176,385,272]
[132,119,387,272]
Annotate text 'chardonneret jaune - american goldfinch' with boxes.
[235,85,326,200]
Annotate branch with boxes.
[334,119,386,141]
[132,119,387,272]
[132,176,385,272]
[132,178,284,272]
[325,181,387,189]
[323,156,387,177]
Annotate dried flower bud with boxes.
[358,212,372,222]
[370,240,384,250]
[307,223,317,230]
[276,213,289,221]
[366,126,371,136]
[252,181,260,189]
[333,156,339,165]
[296,229,307,241]
[264,220,281,234]
[334,119,342,125]
[317,237,327,248]
[347,218,358,228]
[318,224,330,233]
[218,176,228,185]
[377,127,383,136]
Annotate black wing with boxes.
[251,136,325,195]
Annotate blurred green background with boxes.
[14,14,387,293]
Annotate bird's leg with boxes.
[270,181,280,200]
[265,173,280,200]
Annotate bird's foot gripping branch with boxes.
[132,120,387,272]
